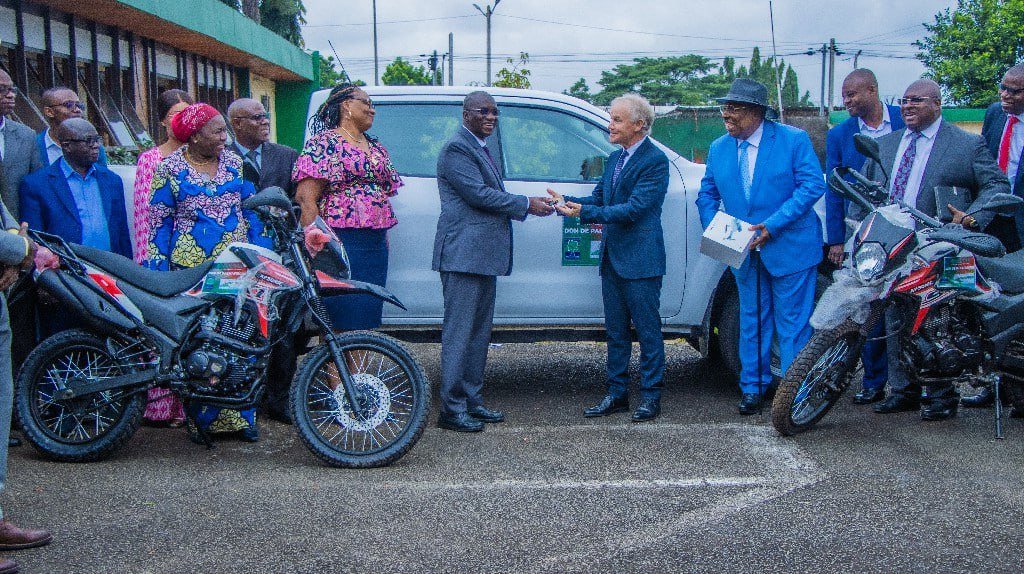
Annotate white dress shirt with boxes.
[43,128,63,165]
[858,104,893,139]
[889,117,942,212]
[1004,112,1024,190]
[0,117,6,159]
[737,121,764,175]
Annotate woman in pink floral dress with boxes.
[133,88,193,426]
[293,84,403,330]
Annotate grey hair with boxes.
[610,93,655,134]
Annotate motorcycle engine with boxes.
[904,304,984,378]
[184,305,261,397]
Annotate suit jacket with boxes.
[35,130,107,170]
[859,120,1010,229]
[567,137,669,279]
[19,160,132,259]
[432,127,529,277]
[982,102,1024,192]
[697,120,826,277]
[1,119,44,220]
[824,104,905,244]
[227,141,299,196]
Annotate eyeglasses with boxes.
[0,85,13,97]
[896,96,938,106]
[48,100,85,111]
[719,104,754,115]
[62,135,102,146]
[999,83,1024,97]
[469,107,500,117]
[352,97,375,109]
[237,112,271,122]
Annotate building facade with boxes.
[0,0,318,153]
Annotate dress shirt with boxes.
[0,116,6,159]
[44,129,63,165]
[619,136,648,169]
[737,121,765,176]
[858,104,893,139]
[235,141,263,171]
[1005,111,1024,191]
[462,125,488,148]
[59,158,110,251]
[889,117,942,213]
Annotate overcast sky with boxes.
[301,0,958,106]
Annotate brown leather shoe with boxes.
[0,520,52,550]
[0,558,16,573]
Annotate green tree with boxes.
[318,54,346,87]
[493,52,532,89]
[592,55,726,106]
[218,0,240,9]
[382,57,433,86]
[563,77,593,102]
[916,0,1024,107]
[260,0,306,47]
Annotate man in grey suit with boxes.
[0,68,44,219]
[432,91,554,432]
[227,97,301,423]
[861,78,1009,421]
[227,98,299,196]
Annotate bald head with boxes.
[901,79,942,131]
[841,68,882,120]
[228,97,270,148]
[1001,64,1024,115]
[42,86,83,128]
[57,118,100,171]
[463,91,498,139]
[906,79,941,100]
[845,69,878,90]
[228,98,260,119]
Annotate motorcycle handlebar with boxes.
[829,167,943,230]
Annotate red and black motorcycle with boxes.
[15,187,429,468]
[772,135,1024,436]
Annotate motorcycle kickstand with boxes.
[993,374,1004,440]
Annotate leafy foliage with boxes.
[493,53,532,89]
[217,0,240,9]
[318,54,348,87]
[382,57,434,86]
[563,78,593,102]
[260,0,307,47]
[916,0,1024,107]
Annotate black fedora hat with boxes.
[716,78,775,114]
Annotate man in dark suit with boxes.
[0,68,44,218]
[227,97,300,423]
[549,93,669,422]
[432,91,553,432]
[861,79,1009,421]
[36,87,107,168]
[19,118,132,259]
[698,79,826,415]
[824,68,905,406]
[227,98,299,195]
[980,63,1024,253]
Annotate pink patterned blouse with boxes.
[133,147,165,263]
[291,130,403,229]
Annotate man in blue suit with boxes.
[697,79,826,415]
[549,93,669,422]
[36,87,107,167]
[824,69,904,406]
[979,63,1024,253]
[19,118,131,258]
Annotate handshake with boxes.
[525,189,583,218]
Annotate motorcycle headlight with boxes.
[853,242,887,284]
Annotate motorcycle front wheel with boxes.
[772,320,863,436]
[15,329,145,462]
[291,331,429,468]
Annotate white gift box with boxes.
[700,211,756,269]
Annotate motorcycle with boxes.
[15,187,430,468]
[772,134,1024,437]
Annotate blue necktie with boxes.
[738,140,752,201]
[611,149,628,188]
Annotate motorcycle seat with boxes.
[977,250,1024,295]
[68,244,215,298]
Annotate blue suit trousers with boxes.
[861,320,888,391]
[601,263,664,400]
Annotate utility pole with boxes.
[827,38,837,115]
[372,0,379,86]
[808,44,826,116]
[473,0,501,86]
[422,51,439,86]
[448,32,454,86]
[853,49,862,69]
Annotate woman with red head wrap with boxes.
[144,102,272,443]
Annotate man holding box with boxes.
[697,78,826,415]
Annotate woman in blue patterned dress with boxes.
[144,103,270,443]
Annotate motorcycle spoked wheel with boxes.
[291,331,429,468]
[15,329,145,462]
[772,320,863,436]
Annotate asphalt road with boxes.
[6,340,1024,574]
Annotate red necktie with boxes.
[998,115,1018,173]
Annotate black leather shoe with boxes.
[852,387,886,405]
[873,393,921,414]
[584,395,629,418]
[737,393,763,416]
[922,400,958,421]
[7,437,20,448]
[632,399,661,422]
[438,411,484,432]
[468,406,505,423]
[961,387,994,408]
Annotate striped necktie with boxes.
[890,131,922,203]
[611,149,628,188]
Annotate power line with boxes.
[303,14,476,28]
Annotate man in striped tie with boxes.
[548,93,670,422]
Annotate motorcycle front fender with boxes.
[809,269,884,331]
[315,272,407,310]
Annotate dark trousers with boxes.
[439,271,496,415]
[601,263,664,401]
[861,320,888,391]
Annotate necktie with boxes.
[245,148,261,177]
[890,131,922,203]
[611,149,628,188]
[481,145,499,173]
[738,140,752,201]
[998,115,1018,174]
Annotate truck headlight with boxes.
[853,242,887,284]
